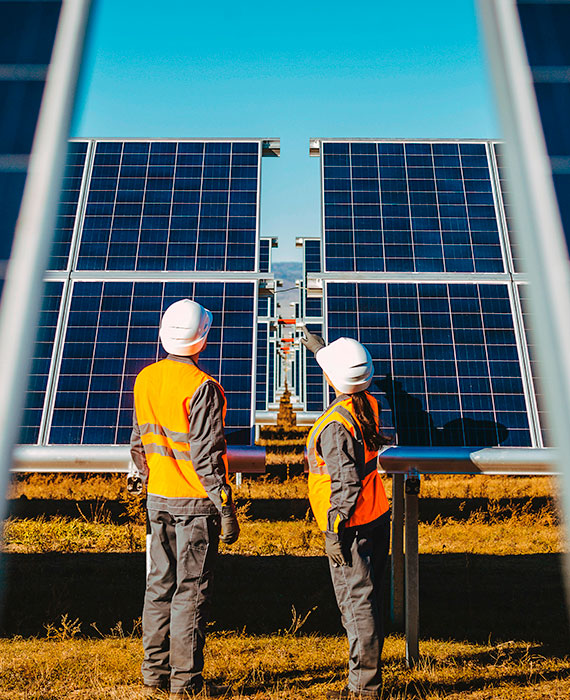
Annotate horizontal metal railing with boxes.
[11,445,266,474]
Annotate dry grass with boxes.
[2,501,564,555]
[8,473,559,503]
[0,632,568,699]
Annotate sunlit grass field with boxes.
[1,473,568,699]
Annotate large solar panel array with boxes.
[0,1,61,282]
[307,139,546,447]
[21,138,276,445]
[516,0,570,256]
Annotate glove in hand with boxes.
[301,326,326,355]
[220,505,240,545]
[325,533,348,567]
[127,475,143,495]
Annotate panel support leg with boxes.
[405,474,420,667]
[390,473,405,630]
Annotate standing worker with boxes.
[302,329,391,700]
[130,299,240,699]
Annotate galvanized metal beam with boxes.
[11,445,266,474]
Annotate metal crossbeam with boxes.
[11,445,266,474]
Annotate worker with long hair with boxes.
[302,329,391,700]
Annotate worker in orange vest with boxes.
[302,329,391,700]
[130,299,239,699]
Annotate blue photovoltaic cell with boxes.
[304,239,322,273]
[517,1,570,257]
[48,141,89,270]
[256,322,268,410]
[322,141,503,274]
[49,281,255,445]
[0,1,61,276]
[259,238,270,272]
[76,141,260,273]
[517,284,550,446]
[326,281,531,447]
[305,322,325,412]
[19,281,63,444]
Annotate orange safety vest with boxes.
[134,357,228,499]
[306,393,389,533]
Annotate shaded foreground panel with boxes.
[1,553,567,647]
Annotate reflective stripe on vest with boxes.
[134,358,227,499]
[306,393,389,532]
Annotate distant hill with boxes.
[272,262,303,318]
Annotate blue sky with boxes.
[73,0,500,262]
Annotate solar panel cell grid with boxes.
[259,238,270,272]
[305,322,325,412]
[326,281,531,447]
[256,323,268,410]
[517,284,550,446]
[49,280,255,445]
[304,239,322,273]
[19,281,63,444]
[76,141,259,273]
[322,141,503,274]
[48,141,89,270]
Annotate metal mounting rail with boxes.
[10,445,266,474]
[378,446,557,476]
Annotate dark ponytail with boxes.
[352,391,390,452]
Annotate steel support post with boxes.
[390,473,405,629]
[405,474,420,667]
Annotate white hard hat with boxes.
[316,337,374,395]
[159,299,213,356]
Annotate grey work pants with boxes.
[142,510,220,692]
[329,513,390,697]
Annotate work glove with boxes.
[220,505,240,545]
[325,533,348,567]
[127,475,143,495]
[300,325,326,355]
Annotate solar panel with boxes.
[516,283,550,447]
[327,281,532,447]
[259,238,271,273]
[322,141,505,274]
[305,297,323,317]
[256,322,268,410]
[304,238,322,273]
[492,142,521,272]
[47,280,256,446]
[516,1,570,255]
[48,141,89,270]
[0,0,61,279]
[305,321,326,412]
[19,280,64,444]
[71,140,260,273]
